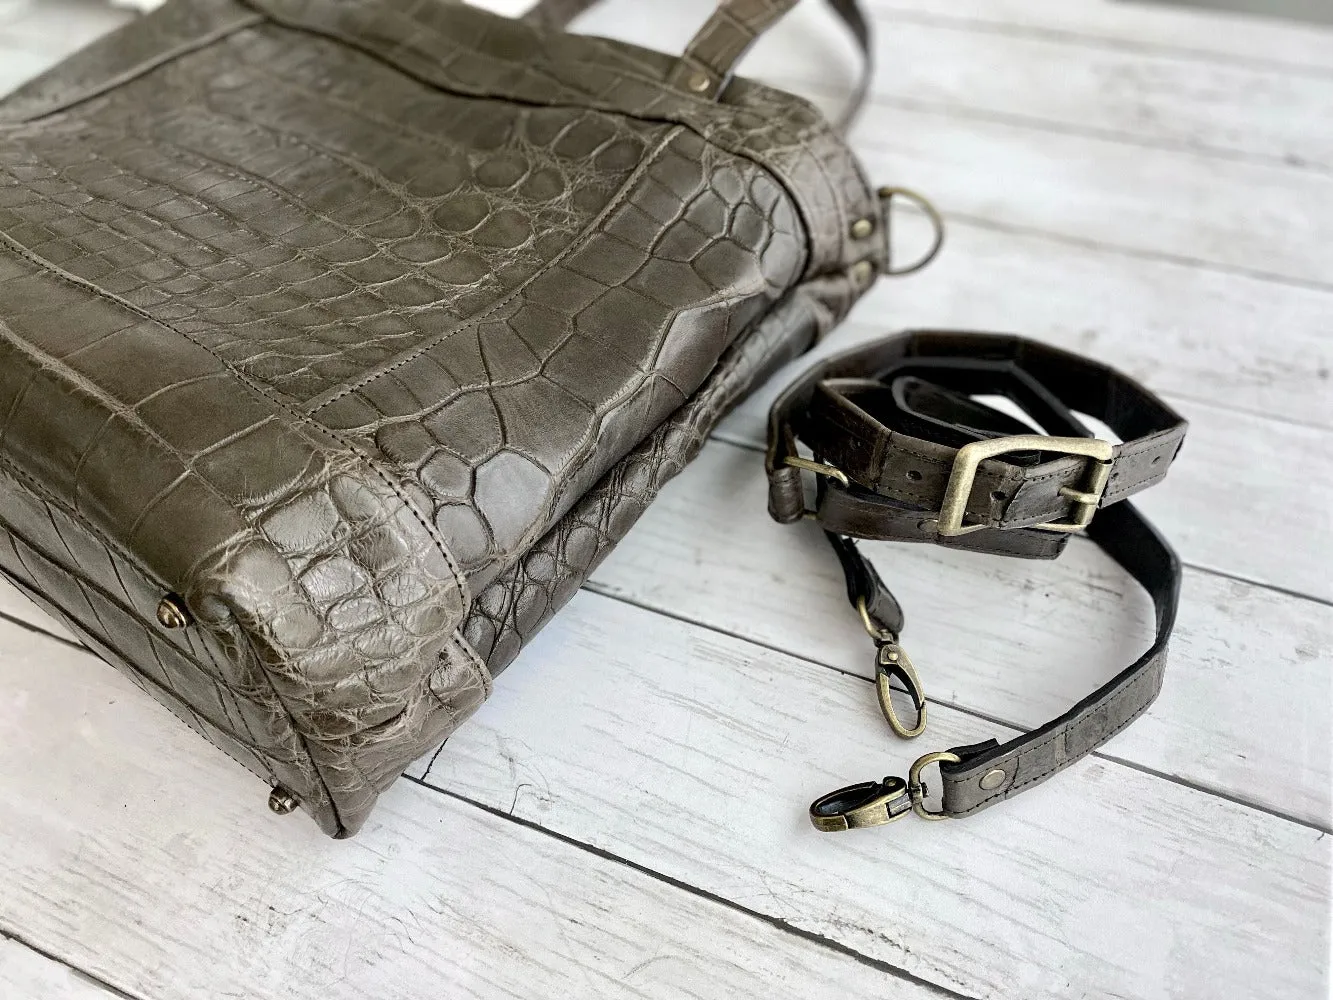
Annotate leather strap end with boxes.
[767,465,807,523]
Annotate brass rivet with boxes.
[979,768,1007,790]
[850,217,875,239]
[156,594,190,630]
[850,260,874,285]
[268,786,300,815]
[686,72,712,93]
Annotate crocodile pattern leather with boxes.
[0,0,885,835]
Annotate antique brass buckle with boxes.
[934,434,1115,537]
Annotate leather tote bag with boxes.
[0,0,925,835]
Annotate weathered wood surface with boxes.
[0,620,946,1000]
[2,608,1326,1000]
[588,439,1333,828]
[413,591,1329,1000]
[0,1,1329,999]
[0,938,118,1000]
[869,0,1333,71]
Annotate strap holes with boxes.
[1151,455,1162,464]
[906,469,922,481]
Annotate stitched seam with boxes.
[0,235,467,602]
[239,1,842,286]
[948,662,1162,816]
[0,468,298,709]
[2,14,266,125]
[0,243,465,822]
[0,548,279,787]
[307,125,684,411]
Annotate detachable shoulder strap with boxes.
[767,331,1187,830]
[522,0,874,132]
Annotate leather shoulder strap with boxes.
[523,0,873,132]
[775,331,1187,831]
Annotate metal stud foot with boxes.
[268,786,299,815]
[156,594,190,630]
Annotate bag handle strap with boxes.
[523,0,874,132]
[769,332,1187,830]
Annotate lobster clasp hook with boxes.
[809,775,911,831]
[876,641,927,739]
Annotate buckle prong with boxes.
[783,455,849,488]
[934,434,1114,537]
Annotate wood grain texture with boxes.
[869,0,1333,71]
[747,7,1333,168]
[2,597,1325,1000]
[0,622,945,1000]
[849,109,1333,287]
[588,439,1333,827]
[0,938,119,1000]
[0,3,1328,1000]
[413,590,1329,1000]
[851,221,1333,429]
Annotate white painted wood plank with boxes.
[852,221,1333,429]
[0,623,942,1000]
[868,0,1333,72]
[3,600,1326,1000]
[412,591,1329,1000]
[589,439,1333,827]
[564,0,1333,168]
[0,938,117,1000]
[850,107,1333,287]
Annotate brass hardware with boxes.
[876,642,927,739]
[809,776,910,831]
[850,217,875,239]
[877,186,945,276]
[979,767,1007,790]
[932,434,1115,537]
[783,455,849,488]
[854,595,892,642]
[849,259,874,286]
[855,598,927,739]
[908,751,963,820]
[686,72,712,93]
[268,786,299,815]
[155,594,190,630]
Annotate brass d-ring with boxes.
[908,750,962,820]
[878,186,945,276]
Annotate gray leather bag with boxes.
[0,0,907,835]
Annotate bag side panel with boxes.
[317,127,808,589]
[0,247,474,835]
[463,271,862,673]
